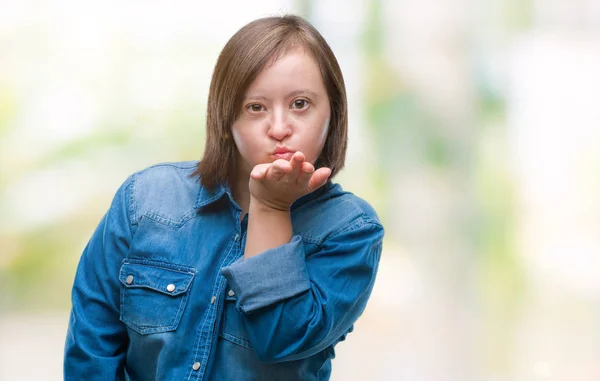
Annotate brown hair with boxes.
[192,15,348,188]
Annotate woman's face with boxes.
[231,46,331,181]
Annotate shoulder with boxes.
[125,161,201,226]
[329,183,380,221]
[293,182,384,242]
[131,160,199,192]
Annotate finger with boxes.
[307,167,332,192]
[289,151,305,175]
[300,161,314,173]
[267,159,291,181]
[250,163,270,180]
[296,162,315,186]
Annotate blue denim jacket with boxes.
[64,161,384,381]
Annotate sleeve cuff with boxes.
[220,235,310,313]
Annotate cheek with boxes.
[306,117,330,164]
[231,124,253,156]
[231,127,243,151]
[317,118,330,147]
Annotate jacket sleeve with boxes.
[64,176,134,380]
[221,216,384,363]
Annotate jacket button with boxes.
[192,362,201,371]
[166,284,176,292]
[228,290,235,297]
[126,275,134,285]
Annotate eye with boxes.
[291,99,309,110]
[247,104,265,113]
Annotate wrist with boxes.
[245,197,293,259]
[249,196,292,213]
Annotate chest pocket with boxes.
[219,290,252,349]
[119,259,196,335]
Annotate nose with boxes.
[267,111,292,141]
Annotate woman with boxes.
[65,14,384,381]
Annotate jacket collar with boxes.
[194,181,234,209]
[194,180,335,211]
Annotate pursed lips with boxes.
[272,147,295,161]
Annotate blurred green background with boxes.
[1,0,599,380]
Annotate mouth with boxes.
[272,147,295,161]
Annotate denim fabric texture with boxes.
[64,161,384,381]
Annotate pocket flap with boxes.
[119,260,195,296]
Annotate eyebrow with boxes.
[244,89,320,101]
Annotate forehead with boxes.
[245,46,325,93]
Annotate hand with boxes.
[249,151,331,211]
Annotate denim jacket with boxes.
[64,161,384,381]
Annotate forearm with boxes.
[244,197,293,259]
[221,220,384,363]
